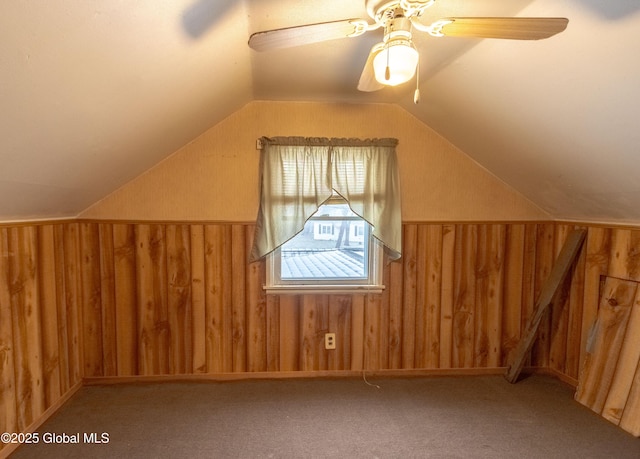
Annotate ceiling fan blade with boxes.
[249,19,370,52]
[357,44,385,92]
[435,17,569,40]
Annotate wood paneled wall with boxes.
[0,224,82,453]
[3,219,640,453]
[77,222,548,376]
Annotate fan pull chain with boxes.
[385,45,391,81]
[413,54,420,104]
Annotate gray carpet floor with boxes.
[10,375,640,458]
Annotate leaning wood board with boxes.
[504,229,587,383]
[575,276,640,436]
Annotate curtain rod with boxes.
[256,137,398,150]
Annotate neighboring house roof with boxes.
[281,249,365,279]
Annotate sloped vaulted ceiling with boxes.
[1,0,639,224]
[403,0,640,224]
[0,0,253,220]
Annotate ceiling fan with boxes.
[248,0,568,100]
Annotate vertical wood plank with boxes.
[265,293,280,372]
[113,224,137,376]
[452,225,477,368]
[0,228,17,442]
[204,225,229,373]
[37,225,61,407]
[166,225,192,374]
[80,223,103,377]
[300,295,316,371]
[246,225,267,372]
[317,295,329,371]
[279,295,299,371]
[608,228,640,281]
[52,226,69,392]
[300,295,327,371]
[630,230,640,281]
[98,224,117,377]
[231,224,247,372]
[426,226,444,369]
[328,295,351,371]
[439,225,456,369]
[417,225,443,368]
[488,225,506,367]
[608,229,635,281]
[474,224,489,368]
[136,224,153,375]
[190,225,206,374]
[531,223,555,368]
[8,226,45,430]
[364,293,381,370]
[474,224,505,368]
[502,224,525,365]
[63,223,82,386]
[350,294,365,371]
[414,225,428,368]
[136,224,169,375]
[401,224,417,369]
[378,261,390,370]
[387,255,403,369]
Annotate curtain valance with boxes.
[260,136,399,148]
[250,136,402,262]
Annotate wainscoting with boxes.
[1,220,639,455]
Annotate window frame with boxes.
[264,200,384,294]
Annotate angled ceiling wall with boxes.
[80,101,550,222]
[0,0,253,221]
[2,1,639,224]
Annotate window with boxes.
[266,197,384,293]
[250,136,401,294]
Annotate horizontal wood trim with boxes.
[75,218,261,226]
[5,218,640,231]
[555,219,640,231]
[83,367,511,385]
[538,367,580,388]
[0,218,77,228]
[76,218,559,226]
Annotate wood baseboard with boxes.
[0,382,83,459]
[83,367,512,386]
[535,367,579,388]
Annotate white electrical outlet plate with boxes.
[325,333,336,350]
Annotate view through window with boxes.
[280,199,368,280]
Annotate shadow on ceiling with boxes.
[181,0,237,39]
[574,0,640,20]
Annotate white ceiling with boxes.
[2,0,639,223]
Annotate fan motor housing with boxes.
[383,17,413,41]
[365,0,434,24]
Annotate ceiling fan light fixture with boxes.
[373,38,418,86]
[249,1,569,98]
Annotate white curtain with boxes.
[250,137,402,261]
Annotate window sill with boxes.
[264,285,385,295]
